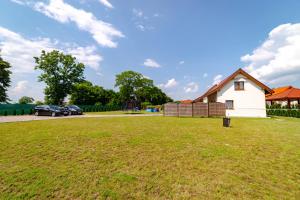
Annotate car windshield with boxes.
[50,105,61,110]
[69,105,80,109]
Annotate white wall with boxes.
[216,75,267,117]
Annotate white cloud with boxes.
[66,46,102,71]
[241,23,300,85]
[10,0,26,5]
[184,82,199,93]
[159,78,178,89]
[136,24,145,31]
[203,73,208,78]
[179,60,185,65]
[0,26,102,73]
[143,75,151,79]
[132,8,158,32]
[143,58,161,68]
[96,72,103,76]
[213,74,223,85]
[33,0,123,48]
[132,8,143,17]
[8,77,45,102]
[99,0,113,9]
[11,80,29,94]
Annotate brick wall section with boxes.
[164,102,225,117]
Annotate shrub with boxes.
[267,109,300,118]
[141,102,152,109]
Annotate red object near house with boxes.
[180,99,193,104]
[266,86,300,107]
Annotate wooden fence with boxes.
[164,102,225,117]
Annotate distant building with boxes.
[266,86,300,107]
[194,68,272,117]
[180,99,193,104]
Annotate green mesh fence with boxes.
[0,104,122,116]
[0,104,35,116]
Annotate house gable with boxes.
[194,68,272,102]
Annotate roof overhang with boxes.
[194,68,273,102]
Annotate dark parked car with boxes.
[34,105,68,117]
[64,105,83,115]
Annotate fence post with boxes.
[192,103,194,117]
[208,102,210,117]
[177,103,179,117]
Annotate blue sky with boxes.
[1,0,300,102]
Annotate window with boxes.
[225,100,234,109]
[234,81,244,90]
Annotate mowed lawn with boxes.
[0,117,299,199]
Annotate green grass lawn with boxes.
[0,117,299,199]
[86,110,161,115]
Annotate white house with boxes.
[194,68,273,117]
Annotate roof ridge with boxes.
[194,68,272,102]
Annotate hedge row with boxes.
[0,104,122,116]
[267,109,300,118]
[78,105,122,112]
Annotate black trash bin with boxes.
[223,117,231,127]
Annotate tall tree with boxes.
[115,71,153,102]
[70,81,121,105]
[34,50,85,105]
[18,96,34,104]
[0,54,12,103]
[115,70,173,106]
[136,86,173,105]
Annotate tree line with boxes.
[0,50,173,107]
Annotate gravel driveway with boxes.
[0,114,162,123]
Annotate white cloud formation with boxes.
[179,61,185,65]
[11,80,29,94]
[143,58,161,68]
[132,8,157,32]
[66,46,102,70]
[159,78,178,89]
[0,26,102,73]
[132,8,143,17]
[143,75,151,79]
[241,23,300,85]
[10,0,26,5]
[8,78,45,102]
[99,0,113,9]
[136,24,145,31]
[33,0,123,48]
[213,74,223,85]
[184,82,199,93]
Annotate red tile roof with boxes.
[266,86,292,97]
[266,86,300,101]
[194,68,272,102]
[180,99,193,104]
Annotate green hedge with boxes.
[78,105,122,112]
[267,109,300,118]
[0,104,122,116]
